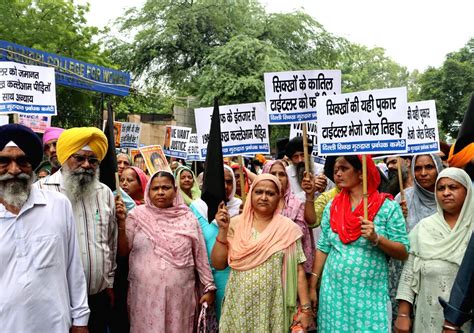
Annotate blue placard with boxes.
[163,148,187,159]
[0,40,130,96]
[320,139,407,155]
[200,143,270,158]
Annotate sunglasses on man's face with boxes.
[71,154,100,167]
[0,155,32,168]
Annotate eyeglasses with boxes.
[71,154,100,166]
[0,155,32,168]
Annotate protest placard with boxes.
[163,125,192,159]
[130,149,147,172]
[115,147,128,155]
[289,122,319,159]
[195,102,270,158]
[405,100,439,154]
[316,87,408,156]
[186,134,202,161]
[113,122,122,147]
[17,114,51,133]
[139,145,170,174]
[264,70,341,124]
[119,122,141,149]
[0,115,8,125]
[0,61,56,115]
[103,119,122,147]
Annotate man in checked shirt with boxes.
[36,126,122,333]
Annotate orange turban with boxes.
[255,154,266,165]
[57,127,108,165]
[448,142,474,168]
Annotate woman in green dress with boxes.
[309,155,409,332]
[211,173,313,332]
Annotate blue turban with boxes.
[0,124,43,169]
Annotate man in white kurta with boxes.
[0,124,90,332]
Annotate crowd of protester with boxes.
[1,96,474,333]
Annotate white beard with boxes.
[62,165,100,202]
[0,172,33,209]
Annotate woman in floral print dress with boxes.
[309,155,409,332]
[211,174,314,332]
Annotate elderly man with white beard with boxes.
[35,126,121,333]
[0,124,90,333]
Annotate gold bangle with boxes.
[310,272,320,279]
[398,313,410,317]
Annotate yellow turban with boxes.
[448,142,474,168]
[57,127,108,165]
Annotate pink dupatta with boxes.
[127,171,197,268]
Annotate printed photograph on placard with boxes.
[114,122,122,148]
[130,149,147,172]
[139,145,170,174]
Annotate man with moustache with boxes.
[43,126,65,175]
[35,127,118,333]
[0,124,89,332]
[285,136,328,200]
[380,155,412,197]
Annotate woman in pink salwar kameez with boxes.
[118,170,216,333]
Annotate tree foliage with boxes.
[4,0,466,146]
[0,0,113,127]
[110,0,413,145]
[418,38,474,137]
[338,44,410,92]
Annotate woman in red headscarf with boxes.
[120,166,148,205]
[309,155,409,332]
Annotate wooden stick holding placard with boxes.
[397,156,406,202]
[115,173,122,200]
[302,123,311,175]
[362,154,368,220]
[238,155,247,203]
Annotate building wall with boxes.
[126,106,196,147]
[173,106,196,132]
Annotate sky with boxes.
[78,0,473,72]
